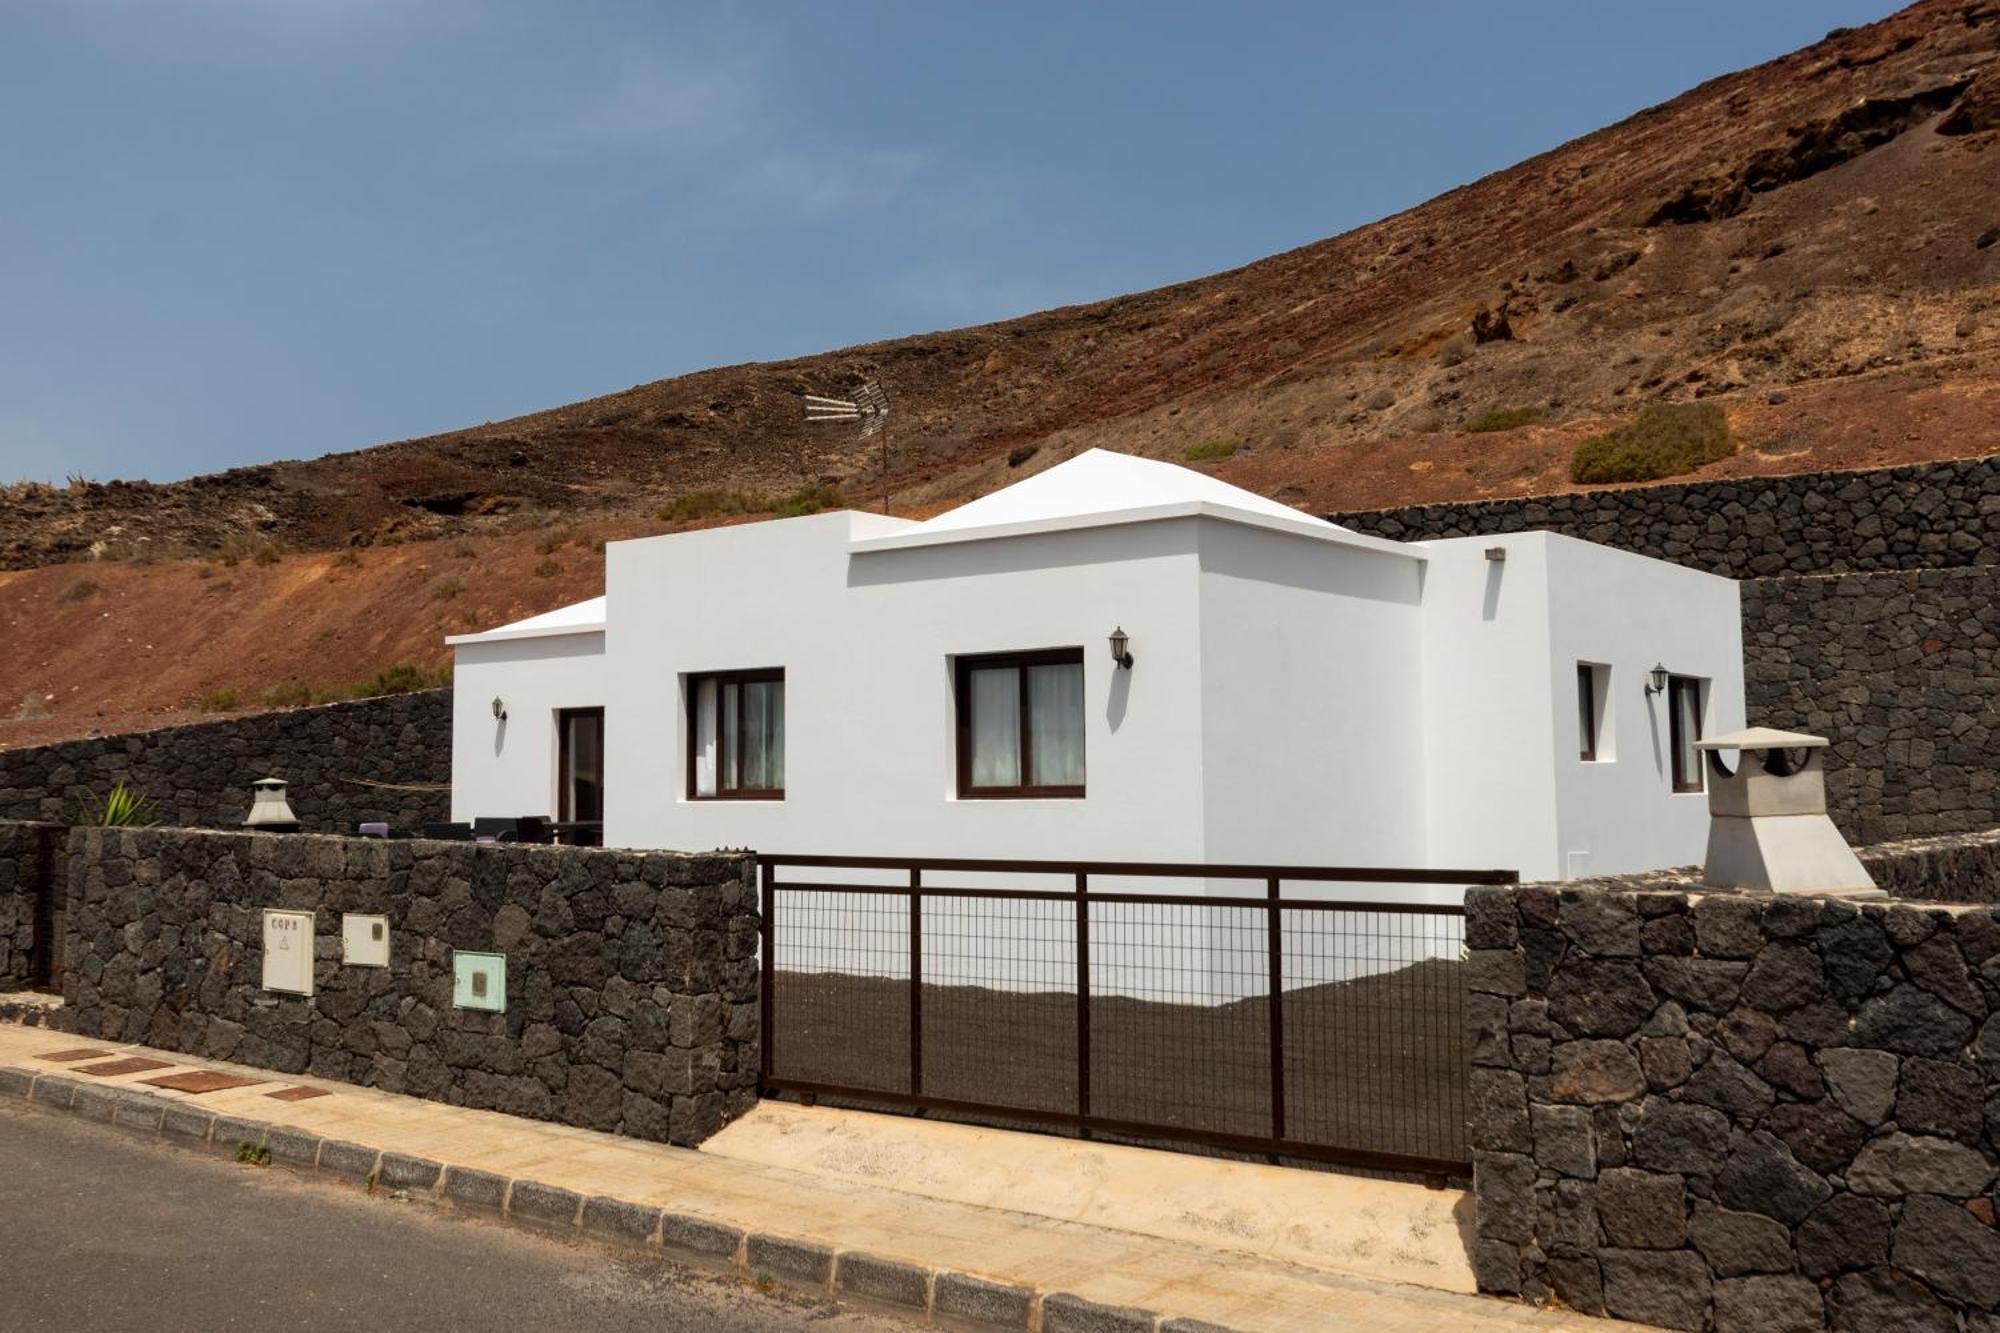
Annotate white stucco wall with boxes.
[450,631,607,824]
[450,508,1744,888]
[1193,520,1427,868]
[1415,533,1743,882]
[601,511,1214,864]
[1540,532,1744,878]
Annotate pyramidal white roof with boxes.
[921,449,1343,532]
[445,595,606,646]
[850,448,1415,558]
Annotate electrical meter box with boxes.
[342,914,391,968]
[261,909,315,996]
[452,951,506,1012]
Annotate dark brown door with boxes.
[558,707,605,821]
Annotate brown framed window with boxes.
[688,669,784,799]
[1668,675,1704,793]
[557,708,604,822]
[955,648,1085,799]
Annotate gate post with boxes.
[1076,870,1091,1125]
[1267,875,1286,1144]
[758,857,774,1089]
[908,867,923,1097]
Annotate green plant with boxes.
[772,484,843,519]
[657,488,768,522]
[430,575,465,602]
[1183,439,1240,463]
[331,550,362,569]
[195,688,238,713]
[56,579,99,604]
[532,558,561,578]
[349,663,452,699]
[1463,406,1544,434]
[535,534,564,556]
[261,680,319,709]
[1569,402,1734,485]
[81,781,160,828]
[235,1142,271,1167]
[451,543,477,559]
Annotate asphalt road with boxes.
[0,1098,919,1332]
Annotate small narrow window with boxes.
[956,649,1085,798]
[688,670,785,799]
[1668,675,1705,793]
[1577,663,1611,762]
[1577,664,1598,761]
[557,707,604,822]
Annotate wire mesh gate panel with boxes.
[758,856,1514,1177]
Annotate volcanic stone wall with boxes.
[0,821,59,989]
[1328,455,2000,579]
[1858,828,2000,904]
[55,826,759,1147]
[1744,565,2000,845]
[0,690,452,834]
[1467,861,2000,1329]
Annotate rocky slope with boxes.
[4,1,1999,742]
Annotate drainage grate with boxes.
[73,1057,175,1077]
[142,1071,268,1094]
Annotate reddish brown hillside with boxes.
[6,1,2000,743]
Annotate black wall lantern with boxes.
[1645,663,1669,695]
[1108,626,1133,670]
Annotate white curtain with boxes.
[743,679,784,790]
[1028,662,1085,787]
[1674,680,1702,784]
[968,666,1020,786]
[693,678,719,796]
[721,681,740,790]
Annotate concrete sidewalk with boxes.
[0,1023,1626,1332]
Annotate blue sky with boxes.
[0,1,1896,484]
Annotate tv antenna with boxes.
[803,381,893,514]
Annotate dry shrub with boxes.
[1569,402,1733,484]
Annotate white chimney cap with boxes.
[1694,727,1829,751]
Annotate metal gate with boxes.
[758,855,1515,1177]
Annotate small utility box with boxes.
[342,914,391,968]
[261,909,315,995]
[452,951,506,1012]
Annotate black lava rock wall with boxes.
[1329,456,2000,579]
[55,826,760,1148]
[0,690,452,834]
[1744,565,2000,845]
[1467,850,2000,1330]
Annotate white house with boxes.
[447,450,1742,884]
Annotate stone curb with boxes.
[0,1064,1243,1332]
